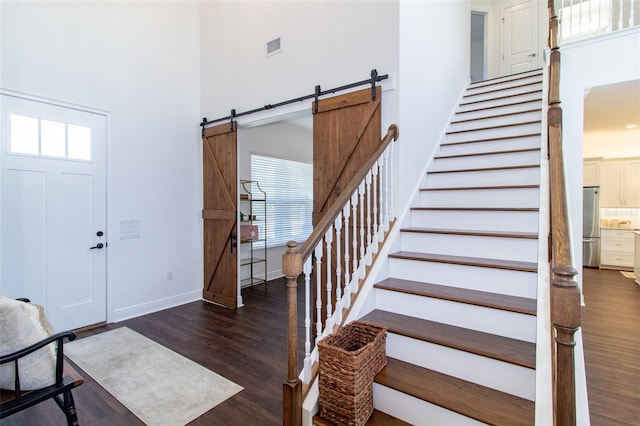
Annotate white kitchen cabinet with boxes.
[598,159,640,207]
[623,160,640,207]
[600,229,635,270]
[583,161,599,186]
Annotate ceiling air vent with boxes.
[266,37,281,56]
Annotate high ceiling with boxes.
[584,79,640,133]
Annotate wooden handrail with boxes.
[547,1,581,425]
[300,124,399,262]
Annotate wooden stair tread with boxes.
[401,227,538,239]
[421,184,539,191]
[389,251,537,272]
[374,277,537,316]
[469,70,542,87]
[313,409,411,426]
[459,90,543,107]
[451,108,541,125]
[428,164,539,174]
[456,98,543,115]
[441,132,541,147]
[434,147,540,159]
[446,120,541,135]
[375,357,535,426]
[411,206,538,212]
[463,82,542,99]
[362,309,535,368]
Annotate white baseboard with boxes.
[110,289,201,323]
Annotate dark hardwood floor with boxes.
[0,279,304,426]
[582,267,640,425]
[2,269,638,425]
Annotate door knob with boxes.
[90,243,105,250]
[528,53,537,57]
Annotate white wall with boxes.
[397,0,471,212]
[199,0,400,131]
[562,28,640,272]
[0,1,202,322]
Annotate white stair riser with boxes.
[410,209,539,233]
[433,150,540,170]
[386,333,536,400]
[388,258,537,298]
[375,289,537,341]
[462,83,543,103]
[399,232,539,263]
[440,135,541,156]
[458,91,542,112]
[466,74,542,96]
[453,99,542,121]
[468,70,542,90]
[373,384,484,426]
[448,110,542,133]
[418,187,540,208]
[426,167,540,187]
[445,122,542,144]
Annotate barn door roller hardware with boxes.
[200,69,388,131]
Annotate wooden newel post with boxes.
[551,264,581,426]
[282,241,303,426]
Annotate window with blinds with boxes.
[250,154,313,248]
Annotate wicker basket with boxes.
[318,321,387,426]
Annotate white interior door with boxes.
[1,93,107,331]
[501,0,540,76]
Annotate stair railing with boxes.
[282,124,399,426]
[548,2,582,425]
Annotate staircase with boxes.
[359,69,544,425]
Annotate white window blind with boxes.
[251,154,313,248]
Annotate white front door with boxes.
[1,93,107,331]
[501,0,540,76]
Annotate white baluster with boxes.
[378,156,385,240]
[351,192,359,292]
[303,258,312,383]
[389,140,396,221]
[384,145,390,232]
[619,0,624,30]
[372,161,380,253]
[343,201,352,309]
[325,225,334,324]
[334,213,343,324]
[358,181,366,277]
[365,170,373,266]
[314,243,323,344]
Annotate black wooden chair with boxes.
[0,300,84,425]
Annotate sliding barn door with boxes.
[313,87,381,225]
[312,87,382,330]
[202,122,237,308]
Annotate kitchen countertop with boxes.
[601,227,640,231]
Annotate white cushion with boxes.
[0,296,56,390]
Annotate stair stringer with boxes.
[533,62,553,426]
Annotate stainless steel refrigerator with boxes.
[583,186,600,268]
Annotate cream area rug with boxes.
[620,271,636,279]
[65,327,243,426]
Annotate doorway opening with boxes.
[470,11,487,83]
